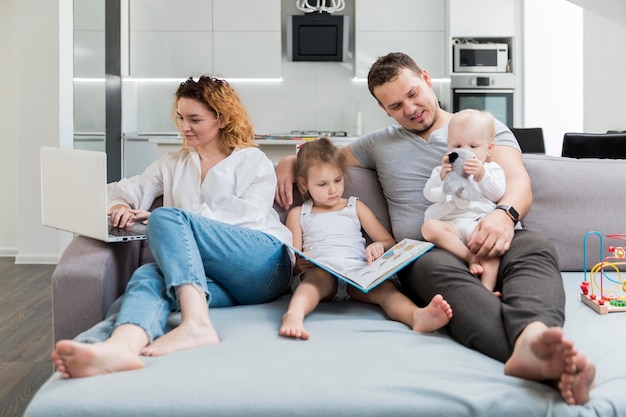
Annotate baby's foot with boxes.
[51,340,144,379]
[469,261,484,276]
[412,294,453,333]
[279,311,310,340]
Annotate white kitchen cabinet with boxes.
[131,31,213,78]
[130,0,213,31]
[212,0,281,78]
[213,0,280,31]
[213,32,281,78]
[449,0,516,38]
[355,0,446,78]
[129,0,281,78]
[356,0,445,31]
[74,0,105,78]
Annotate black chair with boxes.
[561,132,626,159]
[509,127,546,154]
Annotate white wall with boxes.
[1,0,74,263]
[0,0,19,256]
[523,0,584,156]
[583,11,626,133]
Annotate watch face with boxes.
[509,206,519,220]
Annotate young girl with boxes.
[279,138,452,340]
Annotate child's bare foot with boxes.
[141,320,220,356]
[51,340,144,379]
[469,261,484,276]
[279,311,310,340]
[412,294,453,332]
[504,322,595,405]
[559,353,596,405]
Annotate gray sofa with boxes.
[26,154,626,417]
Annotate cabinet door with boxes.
[130,31,213,78]
[356,0,445,31]
[213,0,281,78]
[130,0,213,31]
[213,32,281,78]
[129,0,213,77]
[213,0,280,31]
[355,0,446,78]
[355,31,446,79]
[74,0,105,78]
[449,0,516,37]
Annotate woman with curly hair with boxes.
[51,76,293,378]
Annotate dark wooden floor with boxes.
[0,257,55,417]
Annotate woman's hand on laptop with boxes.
[109,205,151,228]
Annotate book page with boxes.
[345,239,434,289]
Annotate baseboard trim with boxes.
[14,254,59,265]
[0,247,18,257]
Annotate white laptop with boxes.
[40,146,147,242]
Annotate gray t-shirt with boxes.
[349,119,520,241]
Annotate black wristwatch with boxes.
[495,205,519,224]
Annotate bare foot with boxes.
[412,294,453,332]
[469,261,484,275]
[51,340,144,379]
[279,311,310,340]
[559,353,596,405]
[504,323,595,405]
[141,320,220,356]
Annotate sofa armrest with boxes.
[52,236,143,342]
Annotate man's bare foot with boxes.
[51,340,144,379]
[141,320,220,356]
[279,311,310,340]
[504,322,595,405]
[559,353,596,405]
[412,294,453,333]
[505,324,573,380]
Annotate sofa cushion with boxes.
[522,154,625,271]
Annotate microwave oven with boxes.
[453,43,509,73]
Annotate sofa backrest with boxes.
[522,154,626,271]
[144,156,621,272]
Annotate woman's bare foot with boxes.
[559,353,596,405]
[412,294,453,332]
[504,322,595,405]
[51,340,144,379]
[141,320,220,356]
[279,311,310,340]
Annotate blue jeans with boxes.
[114,207,292,341]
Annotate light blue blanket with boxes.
[26,272,626,417]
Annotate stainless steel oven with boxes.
[451,74,515,126]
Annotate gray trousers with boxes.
[399,230,565,363]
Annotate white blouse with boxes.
[107,146,292,244]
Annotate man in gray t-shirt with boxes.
[276,52,594,406]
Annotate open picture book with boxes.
[290,238,434,293]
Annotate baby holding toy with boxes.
[421,109,508,293]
